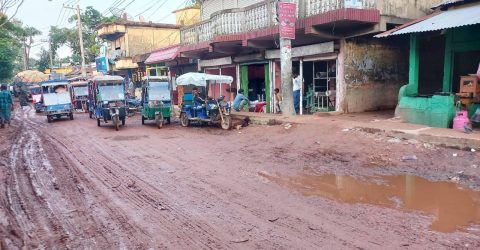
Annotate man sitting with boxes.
[233,89,249,112]
[192,87,205,105]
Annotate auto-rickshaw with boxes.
[29,84,43,112]
[141,76,172,128]
[40,80,74,123]
[89,75,127,131]
[69,78,89,113]
[177,72,233,130]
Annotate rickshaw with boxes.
[177,72,233,130]
[29,84,43,112]
[69,78,90,113]
[89,75,127,131]
[141,76,172,128]
[40,80,74,123]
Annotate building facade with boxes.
[378,0,480,128]
[96,20,182,84]
[178,0,443,113]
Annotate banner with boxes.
[278,2,296,40]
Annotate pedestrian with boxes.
[292,72,303,114]
[274,88,282,113]
[0,84,14,128]
[233,89,249,112]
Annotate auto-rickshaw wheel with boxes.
[156,114,163,129]
[180,113,189,127]
[97,118,101,127]
[221,115,232,130]
[141,116,145,125]
[69,113,74,120]
[47,115,52,123]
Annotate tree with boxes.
[0,15,22,81]
[0,0,25,28]
[36,47,49,73]
[49,6,117,65]
[19,26,41,70]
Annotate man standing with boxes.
[0,84,14,128]
[292,72,302,114]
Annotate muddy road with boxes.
[1,106,480,249]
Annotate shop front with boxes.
[199,57,238,103]
[266,42,338,114]
[377,3,480,128]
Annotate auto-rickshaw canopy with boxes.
[176,73,233,87]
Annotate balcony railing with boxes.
[181,0,375,45]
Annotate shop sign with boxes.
[95,57,109,74]
[278,2,296,40]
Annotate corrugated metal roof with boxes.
[376,4,480,37]
[432,0,466,8]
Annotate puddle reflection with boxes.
[259,172,480,233]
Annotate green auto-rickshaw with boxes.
[141,76,171,128]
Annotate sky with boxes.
[14,0,187,59]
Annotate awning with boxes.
[145,45,180,65]
[376,4,480,37]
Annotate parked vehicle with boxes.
[89,75,127,131]
[177,73,233,130]
[141,76,171,128]
[29,84,43,112]
[40,80,74,123]
[69,78,90,113]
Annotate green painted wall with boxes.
[240,65,249,96]
[264,64,271,113]
[398,24,480,128]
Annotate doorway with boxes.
[240,64,268,101]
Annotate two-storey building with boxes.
[178,0,443,114]
[96,20,181,83]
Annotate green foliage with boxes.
[0,16,24,81]
[50,6,117,65]
[36,48,50,73]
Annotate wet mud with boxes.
[1,105,480,249]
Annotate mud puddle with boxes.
[259,172,480,233]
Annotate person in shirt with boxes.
[292,72,302,114]
[274,88,282,113]
[232,89,249,112]
[0,84,14,128]
[192,87,205,104]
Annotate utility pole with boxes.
[49,39,53,70]
[64,4,87,77]
[278,0,295,116]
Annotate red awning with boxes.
[145,45,180,65]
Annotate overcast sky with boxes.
[15,0,186,59]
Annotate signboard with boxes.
[95,57,109,74]
[278,2,296,40]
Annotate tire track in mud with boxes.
[45,126,232,249]
[22,108,230,249]
[2,107,152,249]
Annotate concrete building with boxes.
[96,20,181,83]
[178,0,444,114]
[378,0,480,128]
